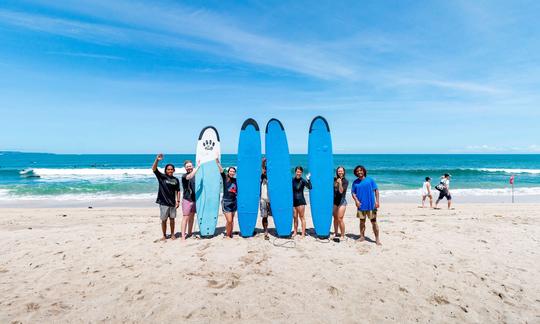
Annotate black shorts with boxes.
[438,190,452,201]
[293,197,306,207]
[222,199,237,213]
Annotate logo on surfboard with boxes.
[202,140,215,151]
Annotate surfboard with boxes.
[237,118,262,237]
[195,126,221,237]
[265,119,293,237]
[308,116,334,238]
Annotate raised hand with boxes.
[156,153,164,161]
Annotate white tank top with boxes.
[422,182,430,194]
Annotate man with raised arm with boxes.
[152,154,180,241]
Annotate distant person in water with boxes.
[152,154,180,241]
[351,165,381,245]
[333,166,348,241]
[292,166,312,238]
[180,160,197,240]
[435,173,452,209]
[421,177,433,208]
[260,158,272,240]
[217,159,237,238]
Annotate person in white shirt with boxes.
[421,177,433,208]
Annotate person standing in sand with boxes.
[292,166,312,238]
[421,177,433,208]
[260,158,272,240]
[332,166,348,241]
[351,165,381,245]
[180,160,197,240]
[216,159,238,238]
[435,173,452,209]
[152,154,180,241]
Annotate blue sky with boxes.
[0,0,539,154]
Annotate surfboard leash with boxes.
[272,237,296,249]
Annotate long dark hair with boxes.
[335,166,346,178]
[164,164,175,172]
[353,165,367,177]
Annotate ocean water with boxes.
[0,152,539,202]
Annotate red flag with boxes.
[509,175,515,185]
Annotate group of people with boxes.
[152,154,382,245]
[420,173,453,209]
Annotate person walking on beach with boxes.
[180,160,197,240]
[292,166,312,238]
[333,166,348,241]
[421,177,433,208]
[152,154,180,241]
[435,173,452,209]
[260,158,272,240]
[351,165,381,245]
[217,159,237,238]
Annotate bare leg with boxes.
[262,216,268,236]
[160,220,167,241]
[188,213,195,236]
[298,205,306,237]
[293,207,299,237]
[429,195,433,208]
[448,199,452,209]
[181,215,189,240]
[332,205,338,236]
[170,218,176,240]
[224,212,234,238]
[422,195,426,207]
[338,205,346,239]
[359,219,366,241]
[371,219,381,245]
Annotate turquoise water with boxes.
[1,152,539,200]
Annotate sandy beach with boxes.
[1,203,539,323]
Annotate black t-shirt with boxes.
[333,177,349,205]
[292,177,311,203]
[181,173,196,202]
[221,172,237,201]
[154,169,180,207]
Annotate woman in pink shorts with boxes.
[180,160,197,240]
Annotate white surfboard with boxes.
[195,126,221,236]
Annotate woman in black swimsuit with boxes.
[332,166,348,240]
[217,159,237,238]
[292,166,311,238]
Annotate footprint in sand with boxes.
[26,302,40,312]
[431,295,450,305]
[327,286,340,297]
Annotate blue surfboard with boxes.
[195,126,221,237]
[237,118,262,237]
[308,116,334,237]
[265,119,293,237]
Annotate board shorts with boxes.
[438,190,452,201]
[182,199,196,215]
[260,198,272,218]
[159,204,177,221]
[222,198,237,213]
[357,209,377,220]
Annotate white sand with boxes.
[1,203,539,323]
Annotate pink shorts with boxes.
[181,199,196,215]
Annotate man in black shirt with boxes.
[152,154,180,241]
